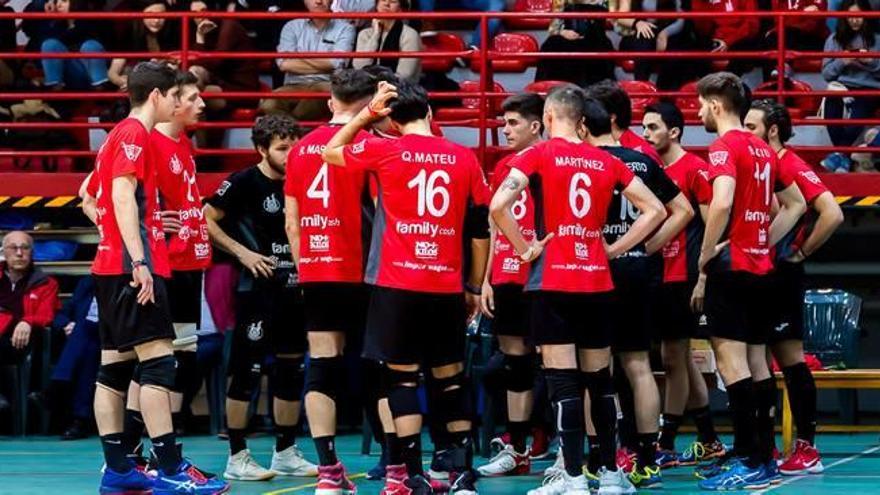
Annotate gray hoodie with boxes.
[823,33,880,88]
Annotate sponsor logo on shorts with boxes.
[247,321,264,341]
[415,241,439,260]
[310,234,330,252]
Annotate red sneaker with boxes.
[779,440,825,476]
[616,447,637,474]
[316,462,357,495]
[381,464,435,495]
[528,426,553,460]
[425,472,449,492]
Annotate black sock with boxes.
[275,424,298,452]
[398,433,423,477]
[688,405,719,444]
[171,412,184,434]
[754,378,777,463]
[726,378,760,468]
[545,368,585,477]
[449,431,474,471]
[783,362,817,445]
[387,432,402,465]
[509,420,530,453]
[101,432,132,473]
[659,414,683,451]
[152,432,180,475]
[637,432,659,469]
[584,367,618,470]
[587,435,601,473]
[614,366,638,452]
[314,435,338,466]
[123,409,145,455]
[228,427,247,455]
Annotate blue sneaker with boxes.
[99,466,153,495]
[698,459,769,491]
[153,462,230,495]
[763,460,782,485]
[655,448,678,469]
[694,455,734,480]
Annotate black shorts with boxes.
[168,270,202,325]
[767,261,805,344]
[610,278,656,353]
[95,274,175,352]
[529,291,613,349]
[301,283,369,334]
[363,286,466,367]
[232,283,307,359]
[491,284,529,338]
[704,270,774,345]
[655,282,703,341]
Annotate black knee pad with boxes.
[272,356,306,401]
[504,354,535,393]
[544,368,583,432]
[172,350,197,394]
[432,371,473,424]
[386,368,421,419]
[97,359,137,393]
[305,356,345,401]
[139,355,177,390]
[582,367,614,398]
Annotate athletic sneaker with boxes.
[677,440,727,466]
[697,458,769,491]
[154,462,231,494]
[224,449,276,481]
[528,427,553,460]
[763,459,782,485]
[427,449,455,480]
[271,445,319,476]
[628,464,662,488]
[477,444,530,476]
[449,469,478,495]
[779,440,824,475]
[583,468,600,491]
[527,471,590,495]
[655,448,678,469]
[315,462,357,495]
[425,472,450,493]
[381,464,433,495]
[694,454,734,480]
[597,467,636,495]
[543,449,564,478]
[148,445,218,480]
[616,448,637,473]
[366,447,390,480]
[488,433,511,453]
[99,465,153,495]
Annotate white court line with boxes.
[752,444,880,495]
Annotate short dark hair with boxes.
[361,65,400,85]
[389,80,430,125]
[175,70,199,88]
[545,84,587,123]
[645,101,685,139]
[128,61,177,107]
[696,72,749,118]
[330,68,378,105]
[251,114,301,150]
[582,97,612,137]
[750,99,793,143]
[501,92,544,123]
[585,80,632,128]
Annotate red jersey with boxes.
[87,118,170,277]
[343,134,491,293]
[151,130,211,272]
[774,149,830,260]
[489,153,535,286]
[285,125,374,284]
[706,129,794,275]
[692,0,760,48]
[661,152,713,283]
[773,0,826,35]
[509,138,635,293]
[619,129,663,167]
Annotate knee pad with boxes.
[97,359,137,393]
[504,354,535,393]
[431,371,473,424]
[272,356,306,401]
[172,350,197,394]
[386,368,421,419]
[305,356,345,402]
[582,367,614,399]
[544,368,581,402]
[139,355,177,390]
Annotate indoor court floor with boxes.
[1,433,878,494]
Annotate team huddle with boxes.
[80,61,843,495]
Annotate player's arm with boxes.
[699,176,735,271]
[79,172,97,225]
[609,178,666,259]
[112,174,153,305]
[768,183,807,247]
[490,168,551,262]
[284,195,301,267]
[203,203,275,278]
[645,192,694,255]
[323,81,398,166]
[480,218,497,317]
[791,191,843,262]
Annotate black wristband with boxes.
[131,259,147,269]
[464,283,482,295]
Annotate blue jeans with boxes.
[51,319,100,419]
[40,38,109,88]
[419,0,505,47]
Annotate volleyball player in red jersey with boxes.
[745,99,843,477]
[694,73,806,491]
[586,80,664,167]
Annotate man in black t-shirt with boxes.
[580,95,695,488]
[204,115,318,482]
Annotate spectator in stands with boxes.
[822,0,880,146]
[259,0,355,120]
[38,0,110,91]
[415,0,504,49]
[0,0,16,91]
[535,0,615,87]
[827,0,880,32]
[107,0,180,91]
[616,0,693,90]
[0,231,60,409]
[332,0,375,28]
[352,0,422,81]
[766,0,828,52]
[691,0,761,76]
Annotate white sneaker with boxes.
[528,472,590,495]
[597,467,636,495]
[224,449,276,481]
[543,449,564,478]
[477,444,530,476]
[270,444,319,477]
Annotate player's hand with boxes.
[656,31,669,52]
[364,81,398,120]
[465,292,481,321]
[697,240,729,272]
[160,210,182,234]
[604,239,622,260]
[560,29,582,41]
[635,20,657,39]
[131,265,155,305]
[197,19,217,36]
[785,250,806,264]
[63,322,76,336]
[690,274,706,313]
[11,321,32,349]
[239,249,275,278]
[480,280,495,318]
[521,233,554,263]
[712,39,728,52]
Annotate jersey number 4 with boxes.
[308,163,330,208]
